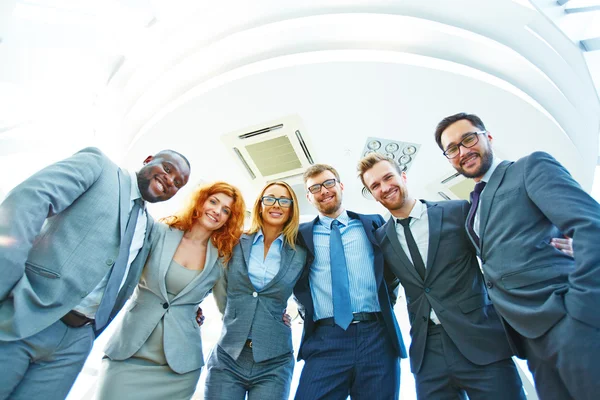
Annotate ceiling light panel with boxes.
[361,137,421,173]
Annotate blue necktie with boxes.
[467,181,487,247]
[330,220,353,330]
[95,199,143,330]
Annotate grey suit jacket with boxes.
[0,147,153,340]
[105,223,223,374]
[376,200,512,374]
[213,232,307,363]
[473,151,600,348]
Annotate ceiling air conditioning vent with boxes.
[427,170,475,201]
[222,115,315,187]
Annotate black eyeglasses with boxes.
[443,131,486,159]
[307,178,338,194]
[261,196,293,208]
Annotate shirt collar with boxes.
[395,199,425,224]
[253,229,284,249]
[318,209,350,229]
[128,170,143,203]
[480,156,503,184]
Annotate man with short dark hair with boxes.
[0,147,191,400]
[436,112,600,399]
[358,152,526,400]
[293,163,406,400]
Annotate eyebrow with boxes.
[264,193,291,198]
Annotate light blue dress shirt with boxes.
[309,210,380,321]
[248,230,284,291]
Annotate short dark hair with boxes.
[357,153,402,189]
[302,164,341,185]
[155,149,191,169]
[434,113,486,150]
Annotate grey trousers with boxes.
[0,319,95,400]
[204,344,294,400]
[416,325,525,400]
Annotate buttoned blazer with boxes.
[212,232,307,363]
[0,147,153,340]
[293,210,407,360]
[376,200,512,373]
[105,223,223,374]
[471,151,600,354]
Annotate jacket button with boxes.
[105,259,114,266]
[422,316,427,322]
[486,281,493,289]
[252,292,258,298]
[163,303,169,309]
[425,288,431,293]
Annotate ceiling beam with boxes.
[565,4,600,13]
[581,37,600,51]
[557,0,570,5]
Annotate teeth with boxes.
[207,214,217,222]
[156,180,164,192]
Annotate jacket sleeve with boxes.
[212,261,228,315]
[0,147,106,300]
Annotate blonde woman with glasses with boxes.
[204,181,307,400]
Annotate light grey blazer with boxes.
[213,233,307,363]
[105,222,224,374]
[376,200,512,374]
[473,152,600,349]
[0,147,153,340]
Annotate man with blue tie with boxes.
[293,164,406,400]
[0,147,191,400]
[435,112,600,399]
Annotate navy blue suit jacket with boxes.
[293,210,407,360]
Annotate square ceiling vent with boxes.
[221,115,314,187]
[427,171,476,201]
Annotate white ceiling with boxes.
[1,0,598,218]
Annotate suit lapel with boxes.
[478,161,511,252]
[240,234,253,273]
[424,202,442,279]
[384,217,422,282]
[158,228,184,300]
[117,169,131,239]
[173,240,218,301]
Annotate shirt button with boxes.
[163,303,169,309]
[425,288,431,293]
[252,292,258,298]
[486,281,493,289]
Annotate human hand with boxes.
[282,309,291,327]
[196,307,205,326]
[551,236,573,258]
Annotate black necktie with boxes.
[397,217,426,281]
[467,181,487,247]
[95,198,143,330]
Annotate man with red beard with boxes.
[293,164,406,400]
[436,112,600,399]
[359,153,526,400]
[0,147,190,400]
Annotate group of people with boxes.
[0,112,598,400]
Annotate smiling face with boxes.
[305,170,344,218]
[260,184,292,231]
[362,160,410,213]
[440,119,494,180]
[137,152,191,203]
[195,192,234,232]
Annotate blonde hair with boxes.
[161,182,246,264]
[357,153,401,189]
[247,181,300,250]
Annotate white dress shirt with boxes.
[74,170,147,318]
[395,200,441,325]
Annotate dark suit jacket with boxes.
[473,152,600,354]
[376,200,512,373]
[293,210,407,360]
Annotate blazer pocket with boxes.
[459,294,491,314]
[501,264,571,290]
[25,262,61,279]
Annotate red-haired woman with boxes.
[96,182,246,400]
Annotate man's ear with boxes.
[143,155,154,165]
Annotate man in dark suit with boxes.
[435,112,600,400]
[0,147,191,400]
[293,164,406,400]
[358,153,525,399]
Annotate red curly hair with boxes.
[161,181,246,264]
